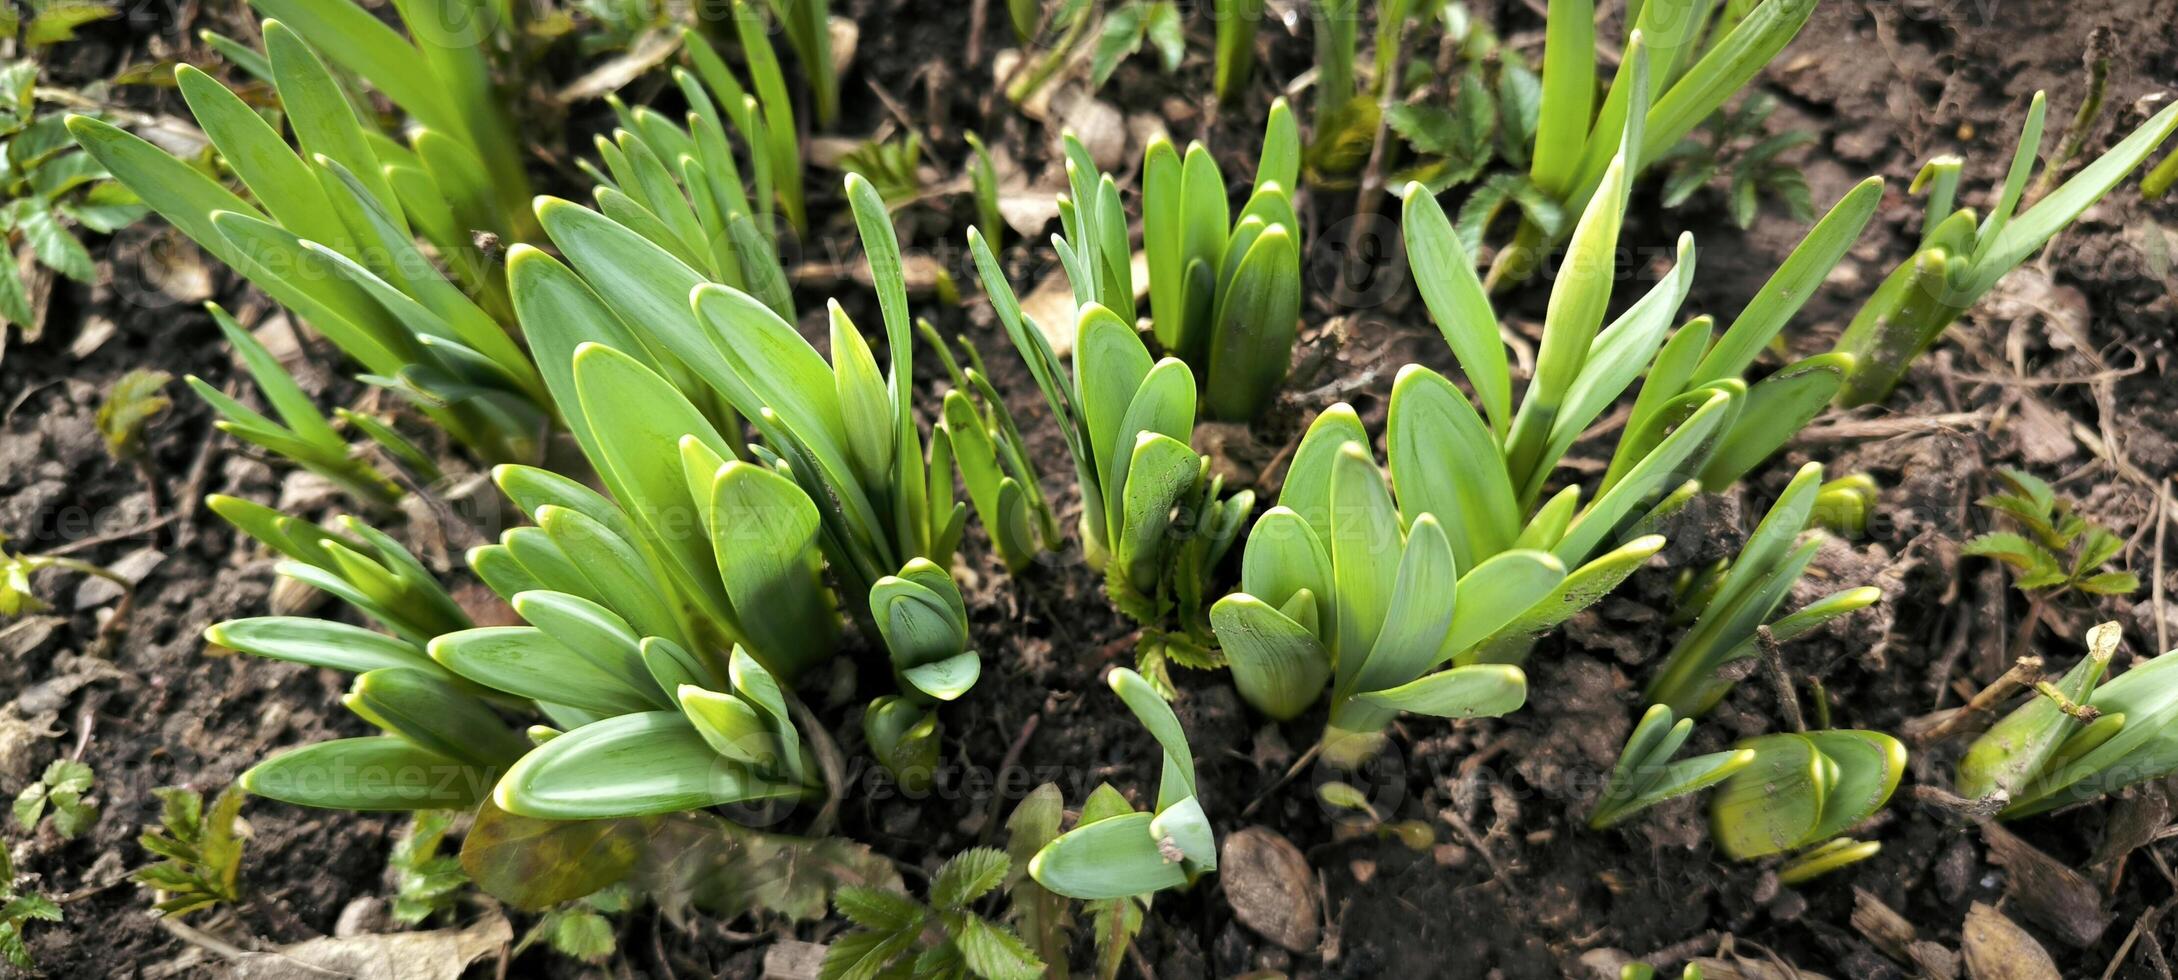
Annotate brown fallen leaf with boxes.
[763,939,829,980]
[1015,251,1151,358]
[1960,902,2060,980]
[2088,786,2170,876]
[229,911,510,980]
[1220,826,1320,953]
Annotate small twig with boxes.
[784,690,848,838]
[1911,783,2009,821]
[42,513,177,557]
[155,917,257,963]
[1795,411,1989,443]
[1916,655,2044,743]
[1124,938,1158,980]
[2106,896,2178,980]
[978,713,1041,847]
[966,0,988,67]
[1757,626,1806,733]
[865,77,918,136]
[2034,680,2102,721]
[2026,28,2114,205]
[1240,742,1323,818]
[2156,480,2170,657]
[1438,804,1510,885]
[173,390,228,548]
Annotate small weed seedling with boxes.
[13,759,96,840]
[132,785,246,917]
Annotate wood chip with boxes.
[1852,886,1960,979]
[1981,820,2112,947]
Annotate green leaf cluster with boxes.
[1587,704,1752,829]
[681,20,807,235]
[1831,94,2178,406]
[820,848,1045,980]
[69,17,555,464]
[1963,467,2138,597]
[865,558,978,788]
[1655,93,1815,229]
[131,785,247,918]
[204,500,524,811]
[94,368,171,460]
[513,884,631,965]
[1139,99,1303,420]
[585,48,797,319]
[841,132,924,209]
[242,0,535,240]
[527,174,961,608]
[970,231,1253,660]
[1520,0,1821,240]
[0,59,148,331]
[1211,404,1541,762]
[1089,1,1185,92]
[388,809,469,925]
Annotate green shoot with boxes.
[1030,670,1215,901]
[94,368,171,461]
[0,847,62,972]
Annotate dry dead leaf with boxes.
[1219,826,1320,953]
[556,29,681,104]
[827,16,857,77]
[1016,251,1150,357]
[763,939,828,980]
[1960,902,2060,980]
[1045,85,1126,170]
[229,911,510,980]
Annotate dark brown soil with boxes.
[8,0,2178,977]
